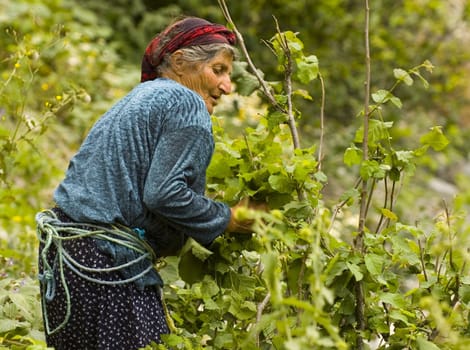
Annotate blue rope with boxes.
[36,210,157,335]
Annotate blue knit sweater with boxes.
[54,78,231,262]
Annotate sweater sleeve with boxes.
[143,125,231,245]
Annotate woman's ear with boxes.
[169,51,186,76]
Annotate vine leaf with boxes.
[419,126,449,151]
[380,208,398,221]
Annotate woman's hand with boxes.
[226,198,268,233]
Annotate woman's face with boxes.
[178,51,233,114]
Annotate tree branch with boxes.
[218,0,284,114]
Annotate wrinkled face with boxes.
[177,51,233,114]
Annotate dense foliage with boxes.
[1,0,470,349]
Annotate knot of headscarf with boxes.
[141,17,236,82]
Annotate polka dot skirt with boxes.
[38,215,169,350]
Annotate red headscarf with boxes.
[141,17,236,82]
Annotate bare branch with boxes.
[272,17,301,150]
[317,73,326,171]
[218,0,283,113]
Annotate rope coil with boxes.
[36,210,157,335]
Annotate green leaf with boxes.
[268,173,295,193]
[324,254,348,286]
[389,309,410,325]
[354,119,393,146]
[416,336,441,350]
[395,150,414,164]
[360,160,389,180]
[177,239,213,285]
[180,238,213,261]
[207,152,235,178]
[214,332,233,349]
[379,292,407,309]
[339,188,360,206]
[364,253,384,276]
[338,293,355,315]
[293,88,313,101]
[232,61,260,96]
[371,89,390,104]
[389,167,401,182]
[267,111,288,127]
[8,293,33,321]
[216,142,242,159]
[203,297,219,311]
[283,31,304,53]
[158,256,180,284]
[295,54,319,84]
[346,262,363,281]
[390,96,403,108]
[178,252,204,285]
[371,89,402,108]
[0,319,28,333]
[393,68,414,86]
[270,31,304,63]
[314,171,327,182]
[344,146,362,166]
[411,71,430,89]
[201,276,220,297]
[390,235,421,266]
[282,201,312,220]
[380,208,398,221]
[419,126,449,151]
[227,293,257,320]
[365,254,388,285]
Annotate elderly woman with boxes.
[36,16,253,350]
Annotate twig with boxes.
[418,239,429,282]
[317,73,326,171]
[218,0,284,114]
[256,292,271,347]
[327,177,362,234]
[443,200,455,270]
[364,178,376,221]
[375,177,388,233]
[272,17,301,151]
[243,133,259,170]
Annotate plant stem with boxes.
[358,0,371,250]
[317,73,326,171]
[355,1,371,349]
[256,291,271,347]
[327,177,362,234]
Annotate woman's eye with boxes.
[213,66,223,75]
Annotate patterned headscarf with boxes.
[141,17,236,82]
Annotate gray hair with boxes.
[155,43,237,77]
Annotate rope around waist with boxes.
[36,209,158,335]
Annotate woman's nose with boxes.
[219,75,232,95]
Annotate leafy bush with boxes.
[0,277,52,350]
[0,0,135,348]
